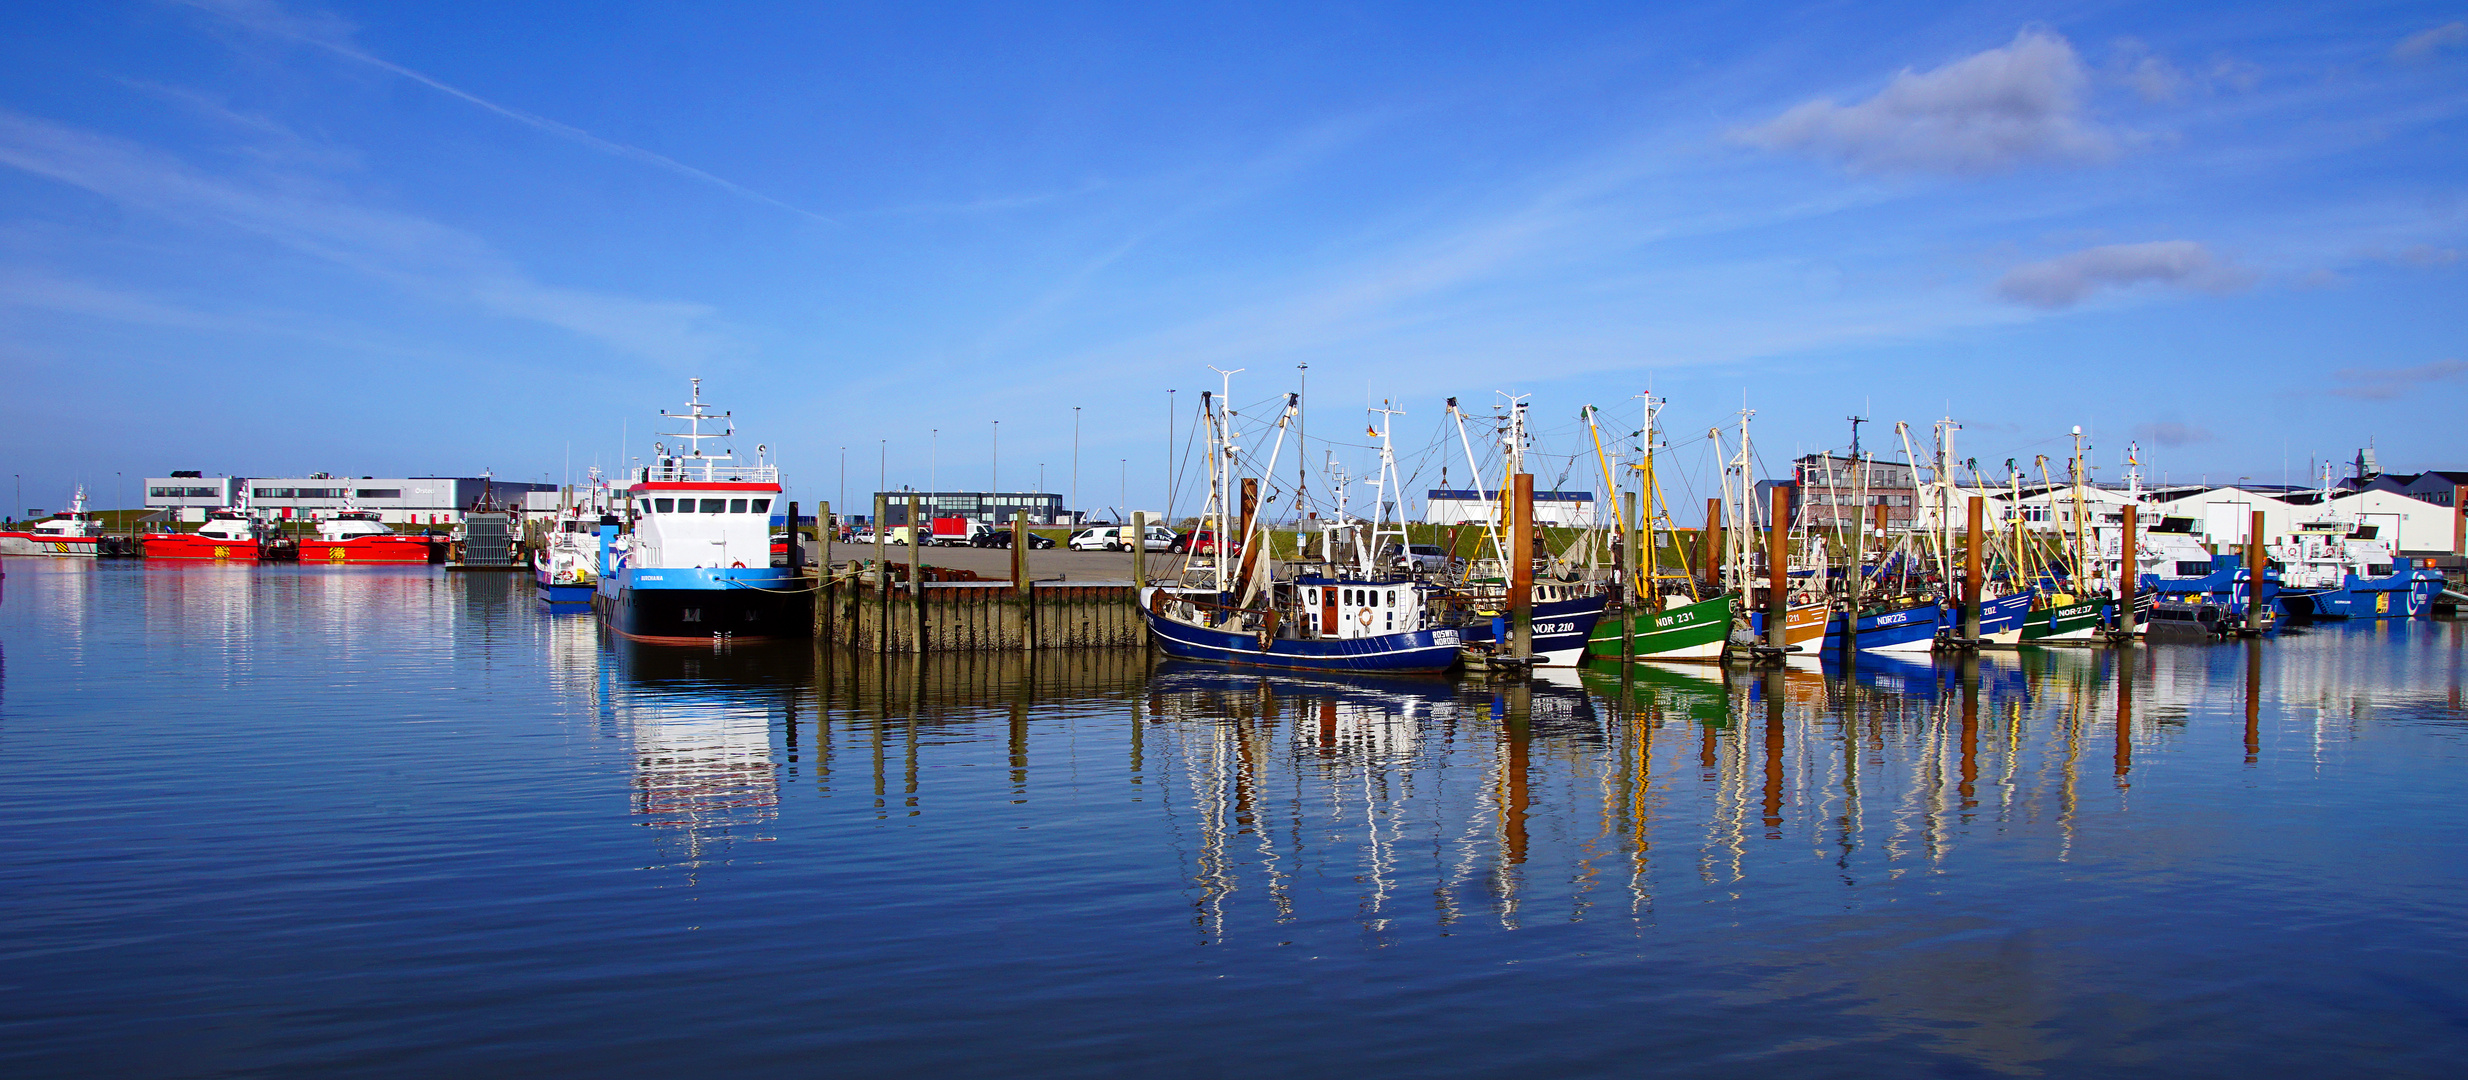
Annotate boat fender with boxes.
[1358,607,1374,626]
[1256,628,1273,651]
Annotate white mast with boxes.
[1447,397,1508,573]
[1364,401,1408,578]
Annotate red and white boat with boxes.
[298,509,438,564]
[144,508,277,560]
[0,486,101,557]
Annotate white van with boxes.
[1069,524,1176,551]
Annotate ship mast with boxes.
[656,377,736,482]
[1364,402,1407,579]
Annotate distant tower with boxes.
[2355,445,2381,483]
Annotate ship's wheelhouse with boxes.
[630,482,779,569]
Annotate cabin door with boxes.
[1321,586,1338,637]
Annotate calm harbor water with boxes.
[4,560,2466,1078]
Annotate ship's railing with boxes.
[637,463,780,484]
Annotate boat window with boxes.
[1386,590,1396,606]
[653,499,673,514]
[1306,588,1317,605]
[700,499,725,514]
[730,499,748,514]
[752,499,770,514]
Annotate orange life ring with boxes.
[1357,607,1374,626]
[731,561,745,569]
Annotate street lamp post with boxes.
[1120,458,1127,517]
[930,428,938,497]
[1072,406,1080,519]
[991,420,999,494]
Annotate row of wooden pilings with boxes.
[811,496,1154,653]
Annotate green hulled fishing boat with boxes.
[2017,598,2107,643]
[1586,593,1735,661]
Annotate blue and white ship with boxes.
[596,381,812,643]
[2270,516,2445,620]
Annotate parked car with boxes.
[1070,524,1178,551]
[1171,529,1239,556]
[973,528,1056,549]
[1385,543,1455,572]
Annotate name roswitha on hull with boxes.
[596,379,813,644]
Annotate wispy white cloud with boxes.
[1734,29,2119,175]
[2109,39,2185,103]
[2393,22,2467,63]
[0,108,730,366]
[1995,240,2250,308]
[2330,358,2466,400]
[172,0,835,225]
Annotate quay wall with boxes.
[817,575,1147,652]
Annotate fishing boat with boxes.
[1141,380,1462,674]
[0,487,100,557]
[1432,397,1614,666]
[297,509,438,564]
[1580,396,1740,662]
[535,473,610,605]
[596,380,813,642]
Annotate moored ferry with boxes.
[596,381,812,643]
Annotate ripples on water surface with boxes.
[3,560,2465,1077]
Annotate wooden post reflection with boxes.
[2114,648,2133,783]
[1958,655,1979,811]
[1761,668,1785,837]
[2244,636,2263,764]
[1500,684,1532,866]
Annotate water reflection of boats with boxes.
[602,637,816,865]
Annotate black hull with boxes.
[599,584,813,643]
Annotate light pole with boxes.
[930,428,938,496]
[116,472,123,534]
[1120,458,1127,517]
[991,420,999,494]
[1072,406,1080,517]
[1165,390,1176,524]
[838,446,846,531]
[878,439,885,495]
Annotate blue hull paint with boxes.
[534,566,594,604]
[1143,609,1463,673]
[1823,602,1943,652]
[1453,593,1608,661]
[2280,568,2446,620]
[1941,592,2034,637]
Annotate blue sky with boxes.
[1,1,2462,516]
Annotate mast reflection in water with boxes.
[5,564,2466,1078]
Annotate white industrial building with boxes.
[144,474,554,526]
[1902,482,2464,557]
